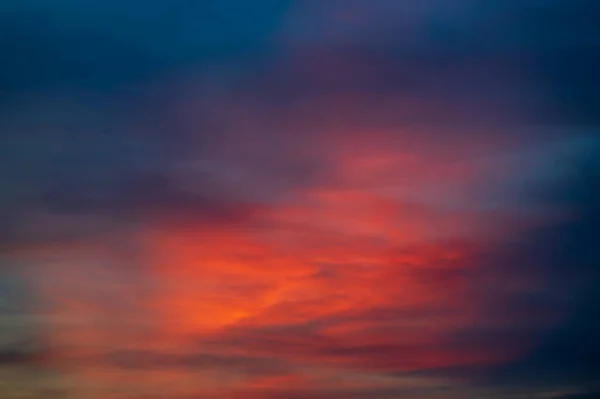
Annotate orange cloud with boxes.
[15,129,552,399]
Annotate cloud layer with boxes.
[1,1,599,398]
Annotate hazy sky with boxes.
[0,1,599,398]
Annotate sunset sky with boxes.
[0,1,599,398]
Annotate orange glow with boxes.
[16,134,541,398]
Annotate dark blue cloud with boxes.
[496,152,600,383]
[455,141,600,394]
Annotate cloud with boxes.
[481,144,600,388]
[0,347,40,366]
[1,1,599,398]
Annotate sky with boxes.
[0,1,599,398]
